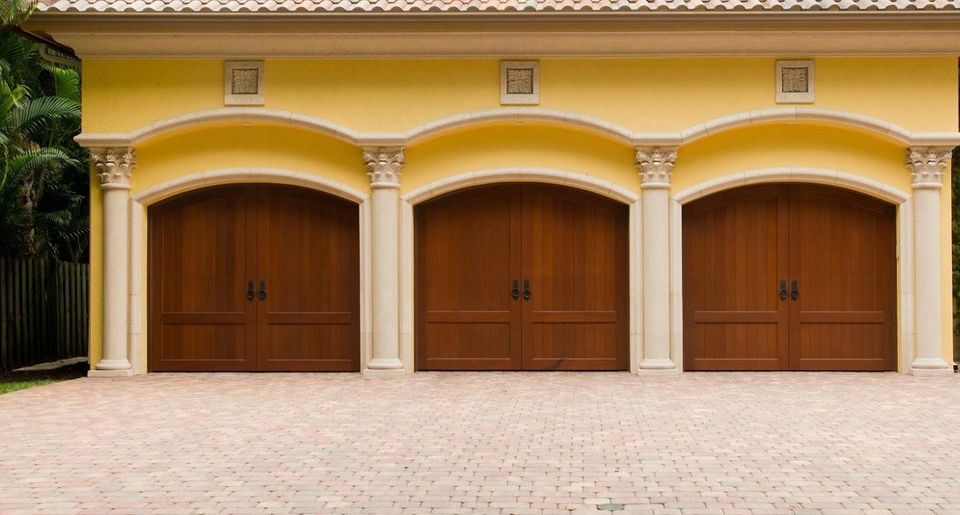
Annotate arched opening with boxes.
[414,183,630,371]
[147,183,361,372]
[681,183,897,371]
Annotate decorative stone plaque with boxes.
[224,61,264,106]
[776,60,814,103]
[500,60,540,105]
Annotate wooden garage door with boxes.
[415,184,629,371]
[149,184,360,372]
[682,184,896,371]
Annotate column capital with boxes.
[636,147,678,189]
[906,147,952,190]
[363,147,405,189]
[91,147,135,190]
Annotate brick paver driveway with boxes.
[1,372,959,514]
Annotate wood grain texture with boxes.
[416,184,628,371]
[148,185,359,372]
[682,184,895,372]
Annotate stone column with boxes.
[89,148,135,376]
[907,147,953,375]
[636,147,678,373]
[363,147,405,374]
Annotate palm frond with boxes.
[1,146,76,190]
[13,95,80,135]
[0,0,37,26]
[47,66,80,101]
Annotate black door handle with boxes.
[778,280,787,301]
[511,280,520,300]
[258,280,267,301]
[523,279,531,300]
[246,280,255,301]
[790,280,799,301]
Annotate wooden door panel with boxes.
[421,323,517,370]
[682,185,789,371]
[149,186,258,371]
[257,185,360,372]
[522,186,628,371]
[788,185,896,371]
[416,186,522,370]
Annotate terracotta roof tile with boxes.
[35,0,960,12]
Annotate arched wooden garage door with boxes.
[148,184,360,372]
[416,184,629,371]
[682,184,896,371]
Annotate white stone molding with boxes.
[907,147,951,189]
[636,147,678,373]
[905,147,954,375]
[363,147,404,188]
[128,168,370,375]
[133,167,368,205]
[402,167,639,205]
[89,147,136,377]
[670,167,916,373]
[673,166,909,204]
[73,106,960,151]
[364,146,405,374]
[636,147,677,189]
[401,167,641,374]
[91,147,135,190]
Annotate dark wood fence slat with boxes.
[0,257,89,371]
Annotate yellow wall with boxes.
[83,56,958,369]
[83,57,958,134]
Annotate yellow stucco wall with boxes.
[83,57,958,369]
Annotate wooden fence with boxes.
[0,257,88,371]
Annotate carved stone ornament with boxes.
[906,147,951,189]
[363,147,404,187]
[91,147,135,189]
[636,147,678,188]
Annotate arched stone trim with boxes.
[668,166,913,373]
[402,167,639,205]
[399,167,641,374]
[675,107,960,147]
[75,106,960,150]
[132,166,368,205]
[397,108,635,146]
[80,108,364,148]
[127,168,371,374]
[672,166,909,205]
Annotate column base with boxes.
[638,358,677,372]
[910,358,954,376]
[92,358,132,371]
[362,367,406,377]
[365,358,404,371]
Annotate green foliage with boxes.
[0,3,88,263]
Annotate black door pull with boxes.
[511,280,520,300]
[790,280,799,301]
[246,280,255,301]
[778,280,787,301]
[523,279,532,300]
[258,280,267,301]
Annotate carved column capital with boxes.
[91,147,136,190]
[906,147,952,190]
[636,147,677,189]
[363,147,405,188]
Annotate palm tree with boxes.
[0,0,86,261]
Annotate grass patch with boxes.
[0,361,87,395]
[0,379,59,395]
